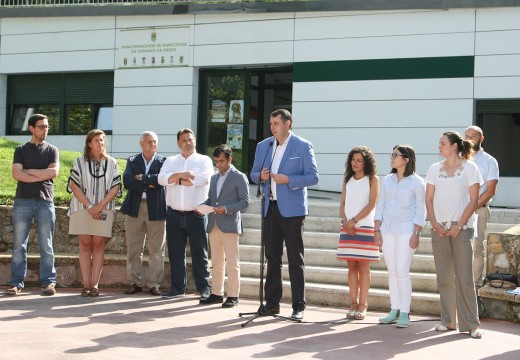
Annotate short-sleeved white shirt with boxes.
[472,148,499,199]
[425,160,482,227]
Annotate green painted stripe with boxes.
[294,56,475,82]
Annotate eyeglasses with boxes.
[390,153,405,159]
[35,125,49,130]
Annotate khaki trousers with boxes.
[125,202,166,288]
[432,228,480,332]
[208,225,240,297]
[472,206,490,287]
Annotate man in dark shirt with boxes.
[6,113,60,296]
[121,131,167,296]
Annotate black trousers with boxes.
[263,201,306,311]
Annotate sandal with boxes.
[81,288,91,297]
[435,324,455,332]
[470,328,482,339]
[354,304,368,320]
[90,287,99,297]
[347,303,358,319]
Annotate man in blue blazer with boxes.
[250,109,319,320]
[121,131,167,296]
[199,144,250,307]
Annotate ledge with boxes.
[0,253,195,291]
[478,284,520,303]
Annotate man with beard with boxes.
[465,125,499,289]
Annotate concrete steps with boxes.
[235,197,518,316]
[239,277,441,316]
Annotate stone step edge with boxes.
[240,260,437,277]
[240,276,441,314]
[239,244,435,259]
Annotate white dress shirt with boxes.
[472,148,499,199]
[158,152,214,211]
[270,132,292,200]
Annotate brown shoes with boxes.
[41,284,56,296]
[124,284,142,295]
[149,287,162,296]
[6,286,21,296]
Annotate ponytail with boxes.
[443,131,475,159]
[460,139,474,159]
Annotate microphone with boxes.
[256,141,274,198]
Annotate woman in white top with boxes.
[374,145,426,328]
[337,146,379,320]
[68,129,121,297]
[425,131,482,339]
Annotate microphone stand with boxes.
[239,142,301,327]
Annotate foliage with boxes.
[0,137,127,206]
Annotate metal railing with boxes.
[0,0,252,7]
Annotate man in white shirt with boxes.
[158,128,214,300]
[465,126,499,288]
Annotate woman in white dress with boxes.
[337,146,379,320]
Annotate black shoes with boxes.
[291,309,304,320]
[259,304,280,315]
[162,289,185,298]
[199,293,224,305]
[124,284,142,295]
[222,297,239,308]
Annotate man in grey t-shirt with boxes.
[6,113,60,296]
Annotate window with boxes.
[476,100,520,176]
[7,72,114,135]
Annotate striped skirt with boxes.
[336,226,380,262]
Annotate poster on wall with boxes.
[116,26,190,69]
[211,100,227,123]
[229,100,244,123]
[227,124,243,150]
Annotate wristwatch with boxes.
[88,204,94,210]
[414,230,421,236]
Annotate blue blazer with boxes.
[250,133,319,217]
[204,166,250,234]
[120,153,166,221]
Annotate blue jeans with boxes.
[10,198,57,288]
[165,209,210,293]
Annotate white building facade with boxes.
[0,1,519,207]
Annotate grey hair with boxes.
[140,131,158,143]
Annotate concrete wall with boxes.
[0,8,519,204]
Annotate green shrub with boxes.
[0,137,127,206]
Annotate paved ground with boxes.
[1,287,519,360]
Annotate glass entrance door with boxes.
[198,70,250,172]
[198,67,292,174]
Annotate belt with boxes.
[270,200,277,204]
[170,208,195,214]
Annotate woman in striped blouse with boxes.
[68,129,121,297]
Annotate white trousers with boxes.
[381,231,415,313]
